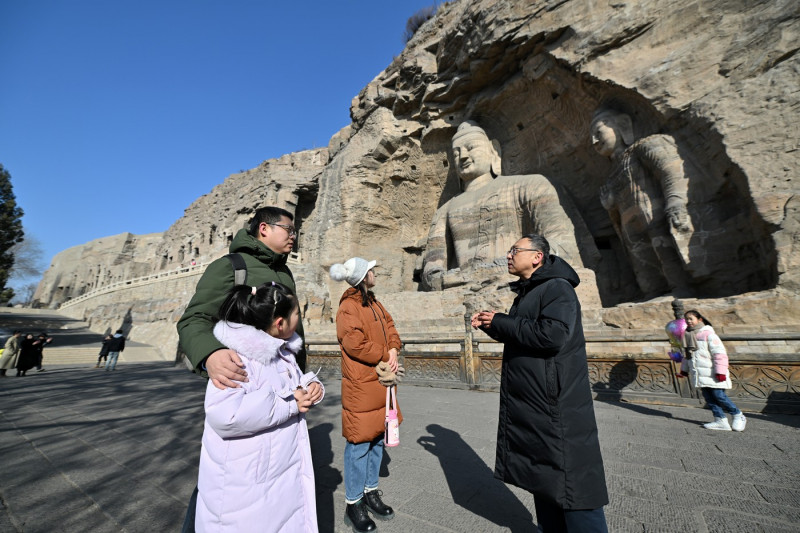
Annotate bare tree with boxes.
[8,232,46,305]
[9,233,45,279]
[14,282,38,306]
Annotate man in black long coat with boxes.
[472,234,608,532]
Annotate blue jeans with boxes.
[105,351,120,371]
[534,499,608,533]
[701,387,741,418]
[344,436,384,503]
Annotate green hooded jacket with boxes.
[177,228,305,375]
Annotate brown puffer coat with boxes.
[336,287,403,443]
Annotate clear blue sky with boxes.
[1,0,437,277]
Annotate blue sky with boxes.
[1,0,438,281]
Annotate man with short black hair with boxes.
[471,234,609,533]
[178,206,308,383]
[104,330,125,371]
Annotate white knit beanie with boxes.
[329,257,376,287]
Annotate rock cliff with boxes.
[37,0,799,357]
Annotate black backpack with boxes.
[226,253,247,285]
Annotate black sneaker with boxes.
[344,500,377,532]
[363,490,394,520]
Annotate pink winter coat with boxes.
[196,322,323,533]
[680,324,731,390]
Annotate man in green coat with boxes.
[177,206,307,387]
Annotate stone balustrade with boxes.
[59,252,302,310]
[306,327,800,414]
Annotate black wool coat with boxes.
[482,255,608,509]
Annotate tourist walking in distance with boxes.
[16,334,40,376]
[679,310,746,431]
[471,234,609,533]
[0,331,22,376]
[32,333,53,372]
[95,333,112,368]
[331,257,402,533]
[195,282,323,533]
[104,330,126,371]
[177,206,305,532]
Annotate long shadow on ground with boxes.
[418,423,533,532]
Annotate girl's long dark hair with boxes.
[684,309,713,327]
[357,283,375,307]
[217,282,298,330]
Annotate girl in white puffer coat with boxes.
[679,310,746,432]
[196,282,324,533]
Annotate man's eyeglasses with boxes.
[268,223,297,237]
[507,247,539,257]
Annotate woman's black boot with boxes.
[345,500,377,532]
[364,490,394,520]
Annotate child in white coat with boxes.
[680,310,746,432]
[196,282,324,533]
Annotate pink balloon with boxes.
[665,318,687,347]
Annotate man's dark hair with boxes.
[247,207,294,236]
[522,234,550,257]
[116,329,124,334]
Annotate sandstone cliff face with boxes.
[39,0,799,355]
[306,0,797,301]
[34,233,163,307]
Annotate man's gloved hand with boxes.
[716,373,726,382]
[675,371,688,378]
[376,361,405,387]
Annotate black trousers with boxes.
[534,499,608,533]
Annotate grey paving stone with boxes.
[753,484,800,506]
[606,473,668,502]
[606,494,700,531]
[667,487,800,524]
[701,508,799,533]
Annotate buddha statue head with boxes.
[451,121,503,187]
[590,108,634,158]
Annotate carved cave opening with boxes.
[425,54,777,306]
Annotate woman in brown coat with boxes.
[330,257,402,533]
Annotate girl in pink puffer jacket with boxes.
[196,282,324,533]
[680,310,746,432]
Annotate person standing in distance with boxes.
[177,206,316,533]
[471,234,609,533]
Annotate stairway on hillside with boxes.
[1,307,167,367]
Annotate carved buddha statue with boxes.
[421,120,596,290]
[590,108,693,297]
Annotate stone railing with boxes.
[59,251,302,310]
[306,327,800,414]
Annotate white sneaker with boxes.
[703,417,731,431]
[732,413,747,432]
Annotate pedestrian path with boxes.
[0,363,797,532]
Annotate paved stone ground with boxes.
[0,362,798,533]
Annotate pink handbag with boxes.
[385,385,400,447]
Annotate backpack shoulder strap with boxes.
[225,253,248,286]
